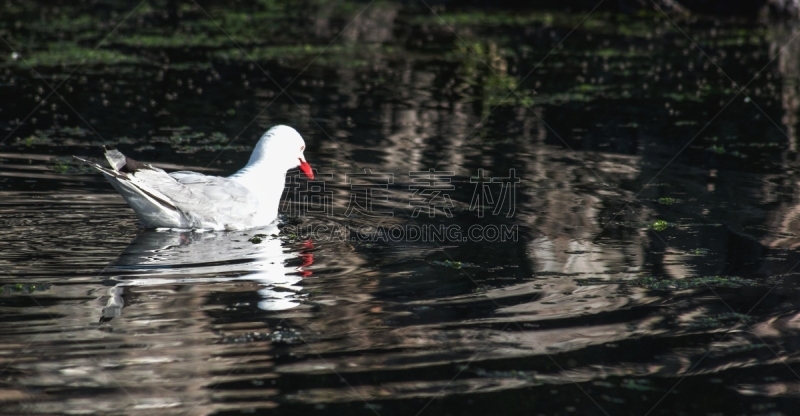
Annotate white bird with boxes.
[76,125,314,230]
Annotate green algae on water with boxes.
[633,276,757,291]
[650,220,669,231]
[657,197,676,205]
[0,283,51,294]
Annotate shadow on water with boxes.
[4,0,800,415]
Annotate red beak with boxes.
[299,159,314,180]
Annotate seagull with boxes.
[76,125,314,230]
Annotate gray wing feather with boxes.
[163,170,260,228]
[113,167,258,229]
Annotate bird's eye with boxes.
[300,145,305,152]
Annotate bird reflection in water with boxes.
[99,224,314,322]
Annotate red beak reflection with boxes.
[299,239,314,277]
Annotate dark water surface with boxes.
[2,1,800,415]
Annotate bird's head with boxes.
[251,125,314,179]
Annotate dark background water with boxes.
[2,1,800,415]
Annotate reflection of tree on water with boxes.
[761,24,800,250]
[262,13,800,407]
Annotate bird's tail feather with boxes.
[103,146,127,172]
[73,155,183,227]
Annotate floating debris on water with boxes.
[0,283,52,294]
[431,260,479,269]
[249,234,267,244]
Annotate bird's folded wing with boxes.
[165,171,260,223]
